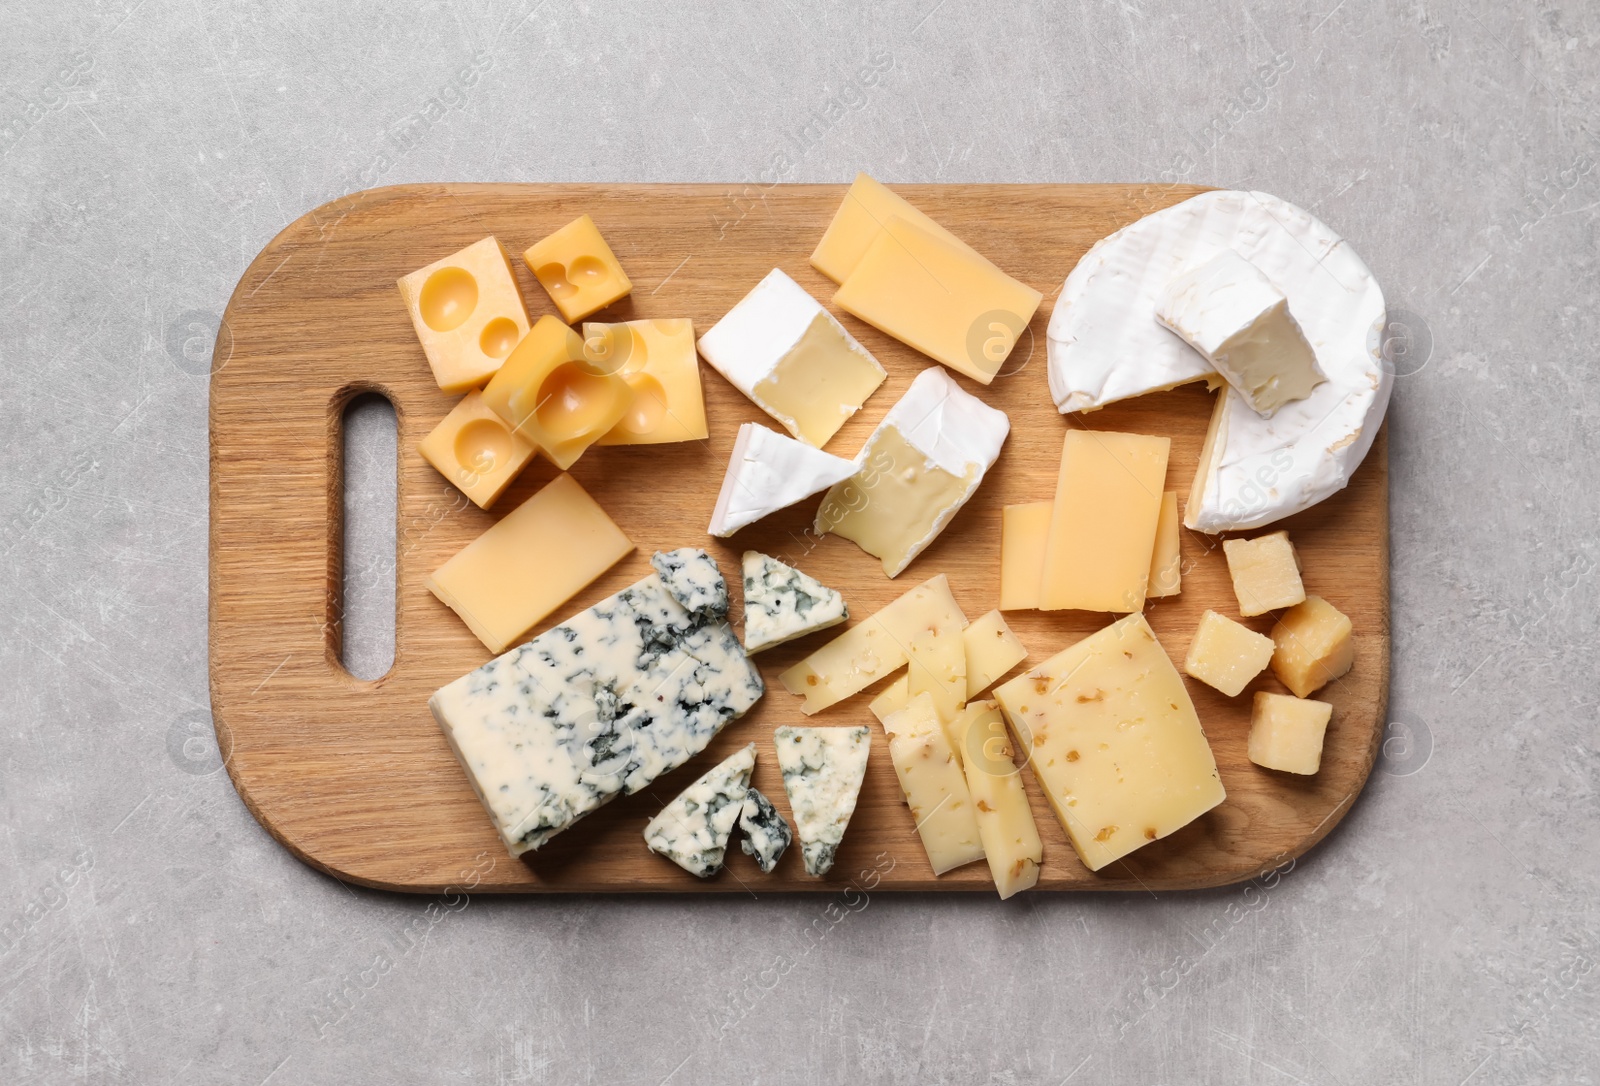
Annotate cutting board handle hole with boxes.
[337,392,397,680]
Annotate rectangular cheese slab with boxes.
[881,693,986,876]
[999,501,1052,611]
[429,553,763,856]
[957,701,1043,898]
[809,172,986,285]
[993,614,1225,872]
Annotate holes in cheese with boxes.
[417,391,537,510]
[522,214,632,323]
[584,318,709,445]
[397,236,531,393]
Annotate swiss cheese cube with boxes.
[1270,596,1354,698]
[1248,692,1333,774]
[1182,609,1275,697]
[1039,431,1171,613]
[397,236,531,393]
[584,319,708,445]
[1223,531,1306,616]
[993,614,1225,872]
[999,501,1051,610]
[417,391,538,509]
[523,215,632,323]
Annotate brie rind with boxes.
[708,423,858,538]
[815,368,1010,577]
[1046,190,1389,533]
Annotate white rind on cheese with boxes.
[741,551,848,654]
[1046,190,1389,532]
[643,743,756,877]
[774,725,870,877]
[430,557,763,857]
[708,423,858,538]
[738,786,793,873]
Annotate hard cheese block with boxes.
[417,390,538,509]
[999,501,1052,610]
[775,726,871,877]
[1248,692,1333,774]
[957,700,1043,898]
[584,318,709,445]
[1147,491,1182,598]
[429,551,763,856]
[697,268,886,448]
[1183,609,1275,698]
[397,236,531,394]
[643,744,756,877]
[1039,430,1170,613]
[809,172,986,284]
[994,613,1226,872]
[780,573,967,715]
[880,692,985,876]
[815,367,1009,578]
[741,551,848,654]
[1270,596,1354,698]
[834,216,1042,385]
[425,473,633,653]
[523,214,632,323]
[1224,531,1306,616]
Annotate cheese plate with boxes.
[209,182,1388,893]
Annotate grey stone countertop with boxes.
[3,1,1596,1083]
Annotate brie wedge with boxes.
[815,368,1010,577]
[1046,190,1389,533]
[697,268,887,448]
[1155,249,1324,418]
[708,423,858,538]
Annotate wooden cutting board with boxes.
[209,182,1388,894]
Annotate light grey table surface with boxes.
[4,1,1597,1083]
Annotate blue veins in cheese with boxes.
[429,551,764,857]
[652,547,730,623]
[741,551,848,654]
[738,786,793,873]
[644,743,756,877]
[775,725,871,877]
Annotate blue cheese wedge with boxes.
[651,547,730,622]
[774,725,871,877]
[738,787,793,873]
[430,555,763,857]
[643,744,756,877]
[741,551,848,654]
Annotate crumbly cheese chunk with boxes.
[775,726,871,877]
[643,744,756,877]
[738,787,793,873]
[652,547,730,622]
[741,551,848,654]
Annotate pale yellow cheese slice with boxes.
[881,692,985,876]
[955,700,1043,899]
[962,609,1027,698]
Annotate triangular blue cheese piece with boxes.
[643,744,757,877]
[741,551,848,654]
[738,787,793,873]
[774,726,870,877]
[651,548,730,622]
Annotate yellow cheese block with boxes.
[582,319,709,445]
[881,692,986,876]
[1039,430,1170,613]
[1223,530,1307,616]
[1270,596,1354,698]
[832,216,1042,385]
[962,609,1027,698]
[906,617,967,724]
[999,501,1052,610]
[809,172,986,285]
[397,236,531,393]
[956,700,1043,899]
[1182,609,1275,697]
[426,474,634,654]
[779,574,967,715]
[1147,491,1182,598]
[523,214,632,323]
[1248,692,1333,774]
[480,315,634,471]
[417,391,538,509]
[993,614,1226,872]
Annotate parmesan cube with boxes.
[1270,596,1354,698]
[1182,610,1275,697]
[1248,692,1333,774]
[1223,531,1306,616]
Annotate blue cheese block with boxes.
[643,744,756,877]
[738,787,793,873]
[774,726,871,877]
[651,548,730,622]
[741,551,848,654]
[431,555,763,857]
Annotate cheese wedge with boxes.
[709,423,857,538]
[775,726,871,877]
[643,744,756,877]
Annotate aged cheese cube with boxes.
[1223,530,1306,616]
[1248,692,1333,774]
[417,391,538,509]
[426,473,633,653]
[956,700,1043,899]
[523,214,632,323]
[1270,596,1354,698]
[999,501,1051,610]
[962,609,1027,698]
[1039,430,1171,613]
[397,236,532,394]
[1182,609,1275,697]
[881,692,986,876]
[583,319,708,445]
[1147,491,1182,598]
[994,613,1225,872]
[480,315,634,470]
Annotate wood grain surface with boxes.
[209,182,1389,894]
